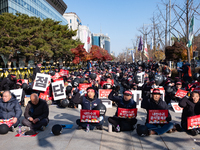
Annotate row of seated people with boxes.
[0,86,200,136]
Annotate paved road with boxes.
[1,105,200,150]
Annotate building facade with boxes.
[92,33,111,54]
[0,0,68,25]
[46,0,67,15]
[63,12,81,30]
[63,12,82,40]
[63,12,92,52]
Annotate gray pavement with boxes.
[1,105,200,150]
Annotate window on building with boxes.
[70,19,72,23]
[70,26,72,29]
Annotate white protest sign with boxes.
[171,103,183,113]
[10,89,23,103]
[137,72,145,87]
[131,90,142,108]
[52,80,66,101]
[33,73,51,91]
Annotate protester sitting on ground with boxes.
[179,91,200,136]
[72,87,104,130]
[22,93,49,135]
[141,88,180,135]
[0,91,22,131]
[108,85,137,132]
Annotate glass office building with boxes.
[92,33,111,54]
[0,0,68,25]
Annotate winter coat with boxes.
[141,97,171,124]
[179,96,200,130]
[108,90,136,116]
[72,92,102,110]
[24,99,49,120]
[0,74,17,91]
[0,95,22,119]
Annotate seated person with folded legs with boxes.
[179,91,200,136]
[73,87,104,130]
[0,91,22,131]
[141,89,179,135]
[108,85,137,132]
[22,93,49,135]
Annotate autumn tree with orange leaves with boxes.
[71,45,113,64]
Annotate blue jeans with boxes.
[76,118,104,130]
[146,122,174,135]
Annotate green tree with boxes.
[0,13,82,65]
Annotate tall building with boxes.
[63,12,91,52]
[63,12,82,30]
[92,33,111,54]
[0,0,68,25]
[63,12,82,40]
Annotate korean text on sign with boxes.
[175,89,188,98]
[52,80,66,101]
[98,89,112,99]
[78,83,92,91]
[33,73,50,91]
[148,110,168,124]
[80,110,100,123]
[187,115,200,130]
[117,108,137,119]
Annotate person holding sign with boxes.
[141,89,177,135]
[22,93,49,135]
[73,87,104,130]
[0,91,22,131]
[179,91,200,136]
[108,87,137,132]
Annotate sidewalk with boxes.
[1,105,200,150]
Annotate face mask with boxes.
[151,85,156,89]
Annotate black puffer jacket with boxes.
[179,96,200,130]
[141,97,171,124]
[0,95,22,119]
[0,74,17,91]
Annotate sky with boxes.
[63,0,199,56]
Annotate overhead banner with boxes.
[10,89,23,103]
[52,80,66,101]
[33,73,51,91]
